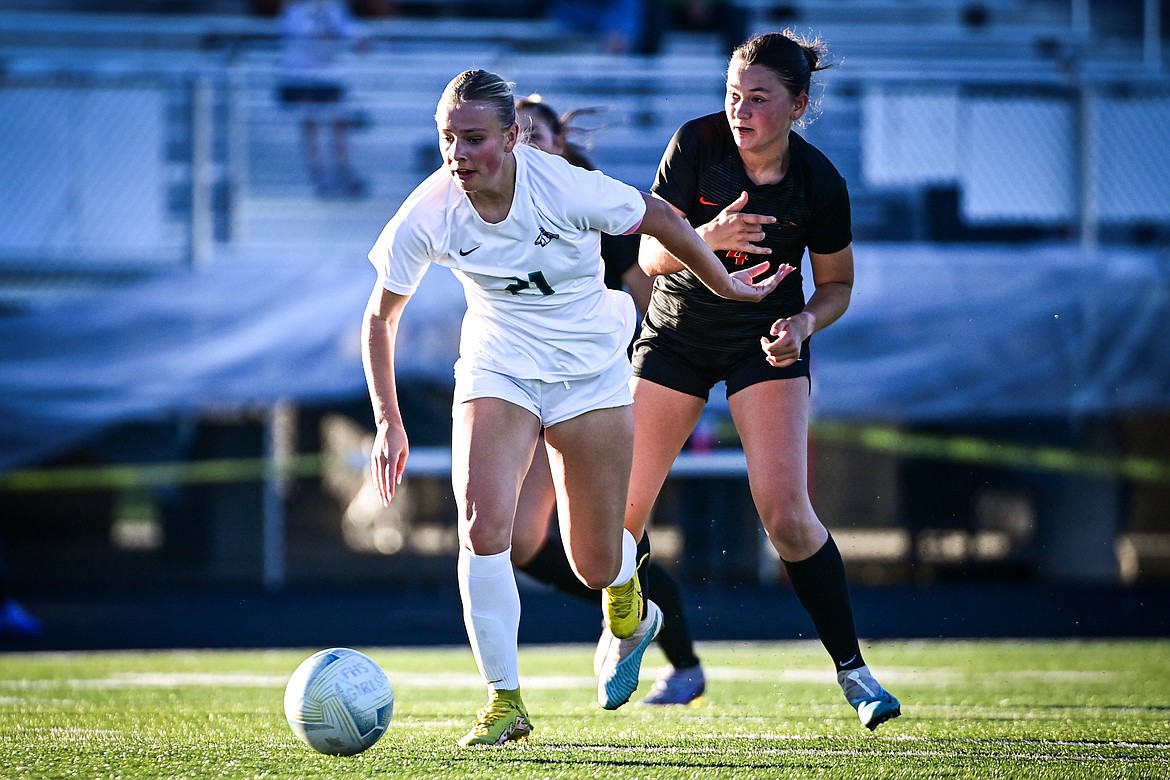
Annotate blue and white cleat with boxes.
[596,600,662,710]
[838,666,901,731]
[638,664,706,706]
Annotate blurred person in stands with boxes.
[657,0,750,56]
[277,0,368,197]
[602,30,902,730]
[549,0,648,54]
[510,93,706,706]
[550,0,747,56]
[362,69,783,745]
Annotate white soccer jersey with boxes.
[368,143,646,381]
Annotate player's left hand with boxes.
[760,311,814,367]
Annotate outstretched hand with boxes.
[724,260,794,303]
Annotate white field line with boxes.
[543,743,1167,764]
[646,734,1170,751]
[20,723,1169,756]
[0,666,1121,692]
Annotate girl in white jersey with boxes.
[362,69,789,747]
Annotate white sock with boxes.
[458,547,521,692]
[607,528,639,588]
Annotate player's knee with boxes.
[510,535,541,567]
[574,559,618,590]
[759,494,815,543]
[461,516,512,556]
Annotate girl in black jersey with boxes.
[612,30,902,730]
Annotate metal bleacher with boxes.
[224,0,1158,259]
[232,42,730,256]
[107,10,708,261]
[0,1,1165,273]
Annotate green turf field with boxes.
[2,639,1167,779]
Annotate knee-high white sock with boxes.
[458,547,521,692]
[607,529,639,588]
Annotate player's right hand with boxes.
[726,261,793,302]
[370,420,409,506]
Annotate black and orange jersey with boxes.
[646,112,851,351]
[601,232,639,292]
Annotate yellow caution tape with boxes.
[1,422,1167,492]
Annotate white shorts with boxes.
[453,358,633,427]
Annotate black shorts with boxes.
[631,328,811,401]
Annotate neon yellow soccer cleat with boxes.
[457,689,533,747]
[603,558,647,639]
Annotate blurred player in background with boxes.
[510,93,706,707]
[608,30,902,730]
[362,69,784,746]
[277,0,368,197]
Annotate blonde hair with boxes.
[436,69,516,130]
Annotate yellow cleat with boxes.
[603,555,647,639]
[457,689,533,747]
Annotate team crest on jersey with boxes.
[534,227,560,247]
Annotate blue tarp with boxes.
[814,244,1170,422]
[1,244,1168,473]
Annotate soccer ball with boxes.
[284,647,395,756]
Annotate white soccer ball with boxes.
[284,647,395,756]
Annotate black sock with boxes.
[647,561,701,669]
[781,534,865,671]
[517,539,598,604]
[519,532,701,667]
[636,532,651,604]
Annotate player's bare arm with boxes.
[638,232,686,276]
[636,194,791,302]
[637,195,688,276]
[362,284,411,505]
[761,244,854,368]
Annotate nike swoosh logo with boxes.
[699,196,719,206]
[838,654,859,668]
[458,246,481,256]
